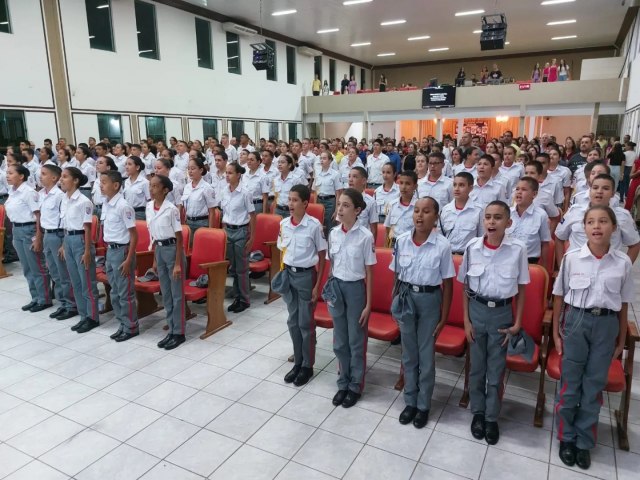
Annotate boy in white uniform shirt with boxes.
[314,152,343,235]
[470,155,506,209]
[535,153,564,207]
[418,152,453,208]
[499,146,524,186]
[385,171,418,246]
[174,141,190,175]
[440,172,483,255]
[522,162,561,233]
[339,147,364,189]
[348,167,378,242]
[366,139,390,188]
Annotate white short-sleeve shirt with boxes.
[61,189,93,231]
[327,224,376,281]
[418,175,453,209]
[182,179,218,217]
[123,175,150,209]
[242,168,270,201]
[101,193,136,244]
[366,153,390,184]
[384,198,416,240]
[374,183,400,217]
[5,183,40,223]
[146,199,181,243]
[273,172,304,207]
[390,230,456,286]
[220,184,255,226]
[314,168,342,196]
[506,204,551,258]
[39,186,65,230]
[439,200,484,253]
[278,214,328,268]
[547,165,572,189]
[355,193,379,229]
[470,178,506,209]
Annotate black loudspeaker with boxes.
[251,43,275,71]
[480,14,507,51]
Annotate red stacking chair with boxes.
[539,238,555,299]
[313,259,333,329]
[375,223,387,248]
[0,205,11,279]
[248,213,282,304]
[306,203,325,226]
[367,248,399,342]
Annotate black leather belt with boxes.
[80,187,92,191]
[226,223,248,230]
[275,205,288,211]
[571,306,617,317]
[452,251,464,256]
[470,292,512,308]
[400,281,439,293]
[285,264,313,273]
[108,243,128,249]
[134,207,145,212]
[44,228,64,234]
[318,195,335,200]
[0,194,8,199]
[253,199,263,204]
[13,222,35,227]
[66,230,85,236]
[187,215,208,221]
[155,238,177,246]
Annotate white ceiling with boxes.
[182,0,627,66]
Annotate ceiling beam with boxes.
[615,6,639,49]
[151,0,374,69]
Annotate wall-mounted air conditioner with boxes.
[222,22,257,37]
[298,46,323,57]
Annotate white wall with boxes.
[25,112,58,145]
[0,0,54,109]
[580,57,625,80]
[188,119,203,143]
[165,118,183,144]
[73,113,99,144]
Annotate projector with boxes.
[480,14,507,51]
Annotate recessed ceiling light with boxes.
[380,19,406,26]
[343,0,372,5]
[408,35,431,41]
[317,28,339,33]
[473,30,482,34]
[429,47,449,52]
[351,42,371,47]
[455,9,485,16]
[547,19,576,25]
[551,35,577,40]
[541,0,575,4]
[271,9,297,16]
[377,52,396,57]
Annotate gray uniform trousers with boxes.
[43,231,75,310]
[63,234,100,322]
[225,225,250,304]
[283,268,316,368]
[329,278,368,394]
[468,298,513,422]
[556,307,619,449]
[13,224,51,305]
[156,244,186,335]
[134,210,146,221]
[186,218,208,247]
[106,245,138,333]
[318,197,335,237]
[397,288,442,411]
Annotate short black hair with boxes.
[486,200,510,217]
[398,170,418,184]
[518,176,539,192]
[454,172,474,186]
[153,174,174,192]
[290,184,310,203]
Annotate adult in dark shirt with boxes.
[455,67,466,87]
[340,74,349,95]
[568,135,593,174]
[607,142,625,196]
[489,63,503,85]
[385,142,402,172]
[403,142,418,171]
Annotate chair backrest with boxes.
[211,209,221,229]
[0,205,5,225]
[539,238,555,279]
[188,227,227,279]
[375,223,387,248]
[371,248,394,314]
[181,225,191,255]
[135,220,151,252]
[307,203,325,225]
[309,192,317,204]
[516,264,548,345]
[316,259,331,301]
[251,213,281,259]
[448,255,465,328]
[91,215,99,244]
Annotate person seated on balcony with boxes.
[488,64,503,85]
[471,73,478,86]
[455,67,466,87]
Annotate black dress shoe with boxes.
[21,301,37,311]
[157,333,173,348]
[164,334,185,350]
[575,448,591,470]
[471,414,486,440]
[30,303,53,313]
[284,365,301,384]
[115,331,139,342]
[485,421,499,445]
[76,319,99,334]
[3,256,18,264]
[399,406,418,425]
[71,318,87,332]
[110,328,124,340]
[559,441,576,467]
[413,409,429,429]
[227,299,240,312]
[341,390,361,408]
[56,309,78,321]
[49,307,66,319]
[231,301,249,313]
[293,367,314,387]
[332,390,348,406]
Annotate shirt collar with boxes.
[107,192,123,206]
[578,242,612,259]
[69,189,82,200]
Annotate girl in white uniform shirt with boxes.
[147,175,186,350]
[547,146,572,210]
[415,153,429,186]
[242,152,269,214]
[112,143,128,176]
[140,141,156,176]
[181,157,218,245]
[418,152,454,208]
[220,163,256,313]
[374,162,400,224]
[173,141,190,175]
[123,156,151,220]
[314,152,343,235]
[385,171,418,246]
[211,152,229,200]
[154,158,183,206]
[339,147,364,189]
[59,167,100,334]
[5,164,52,312]
[93,156,117,219]
[273,154,304,218]
[76,146,96,200]
[57,147,79,170]
[326,189,376,408]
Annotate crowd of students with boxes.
[0,129,637,471]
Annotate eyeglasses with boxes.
[428,161,443,165]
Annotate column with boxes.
[457,117,464,142]
[590,103,600,134]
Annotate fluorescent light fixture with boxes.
[227,56,239,59]
[343,0,372,5]
[547,19,576,25]
[317,28,340,33]
[455,9,484,16]
[551,35,577,40]
[473,29,482,34]
[138,50,153,54]
[377,52,396,57]
[408,35,431,41]
[96,4,109,8]
[380,19,406,26]
[351,42,371,47]
[541,0,575,4]
[271,9,297,16]
[429,47,449,52]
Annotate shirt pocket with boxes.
[495,263,518,293]
[398,252,413,268]
[603,275,621,295]
[568,275,590,292]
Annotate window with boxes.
[226,32,241,75]
[202,119,218,140]
[229,120,244,140]
[349,65,355,80]
[134,1,159,60]
[286,46,296,85]
[145,116,166,143]
[0,110,27,152]
[0,0,12,34]
[195,18,213,69]
[329,59,336,91]
[265,39,277,81]
[314,56,322,81]
[288,123,300,142]
[85,0,114,51]
[97,114,123,145]
[361,68,366,89]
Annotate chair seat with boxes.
[135,280,161,294]
[184,284,207,301]
[249,259,271,273]
[547,348,625,392]
[368,312,399,341]
[435,325,466,356]
[507,343,540,373]
[314,302,333,329]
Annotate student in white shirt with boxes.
[348,166,379,242]
[374,162,400,224]
[140,141,157,177]
[453,147,481,178]
[419,152,453,208]
[92,156,117,219]
[570,162,616,207]
[314,151,343,236]
[154,157,183,207]
[221,134,239,163]
[440,172,483,254]
[174,141,190,175]
[385,171,418,246]
[147,175,186,350]
[220,162,256,314]
[242,151,270,214]
[210,151,229,199]
[273,154,305,218]
[547,146,572,211]
[338,147,363,189]
[522,162,561,233]
[470,155,506,209]
[535,153,565,207]
[499,145,524,187]
[123,156,151,220]
[112,143,128,177]
[75,146,96,200]
[181,157,218,245]
[327,189,376,408]
[236,133,255,155]
[366,139,390,188]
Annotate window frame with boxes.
[97,114,123,146]
[226,32,241,75]
[195,17,213,69]
[134,0,159,60]
[329,59,336,92]
[265,39,277,81]
[286,46,296,85]
[202,119,219,140]
[145,116,166,144]
[314,56,322,82]
[0,110,28,153]
[0,0,12,34]
[85,0,115,51]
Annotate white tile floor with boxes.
[0,261,639,480]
